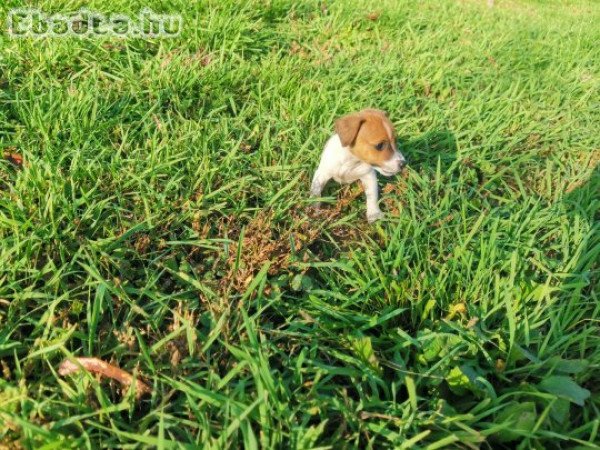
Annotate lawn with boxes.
[0,0,599,448]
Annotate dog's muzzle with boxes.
[378,153,407,176]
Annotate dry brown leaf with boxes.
[1,359,10,379]
[466,317,479,328]
[433,214,455,228]
[423,82,432,97]
[133,234,151,254]
[495,358,506,372]
[3,150,23,167]
[58,357,151,398]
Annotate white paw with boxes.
[367,210,384,223]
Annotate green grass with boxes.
[1,0,599,448]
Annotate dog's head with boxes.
[335,109,406,176]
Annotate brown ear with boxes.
[335,113,364,147]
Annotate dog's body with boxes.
[311,109,406,222]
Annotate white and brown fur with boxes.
[311,109,406,222]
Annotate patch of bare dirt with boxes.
[197,184,374,295]
[220,209,319,293]
[565,148,600,194]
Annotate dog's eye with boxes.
[375,141,386,151]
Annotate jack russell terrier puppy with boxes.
[311,109,406,222]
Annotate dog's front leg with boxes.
[361,171,383,223]
[310,170,330,208]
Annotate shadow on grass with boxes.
[398,130,458,170]
[558,163,599,289]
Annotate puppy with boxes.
[311,109,406,222]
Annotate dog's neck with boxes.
[330,135,374,183]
